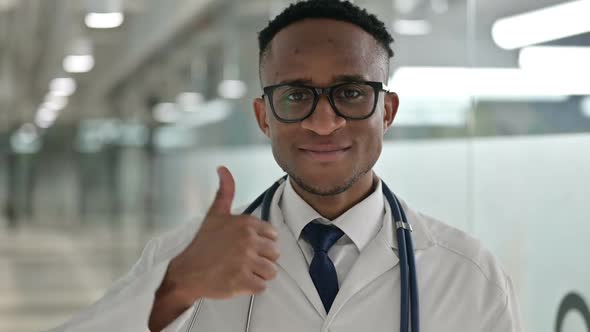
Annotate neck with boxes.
[290,171,378,220]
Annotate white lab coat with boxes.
[49,180,522,332]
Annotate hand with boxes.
[163,166,280,304]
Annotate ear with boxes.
[253,97,271,138]
[382,92,399,134]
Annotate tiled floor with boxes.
[0,224,160,332]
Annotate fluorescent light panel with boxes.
[35,107,59,128]
[63,55,95,73]
[519,46,590,73]
[153,103,180,123]
[49,77,76,97]
[492,0,590,50]
[176,92,204,112]
[389,66,590,100]
[218,80,247,99]
[389,65,590,127]
[43,93,68,110]
[85,12,124,29]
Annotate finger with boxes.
[207,166,235,215]
[256,237,280,262]
[244,273,267,294]
[254,221,279,241]
[252,257,278,281]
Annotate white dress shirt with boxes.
[280,178,385,286]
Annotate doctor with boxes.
[49,1,522,331]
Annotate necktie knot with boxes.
[302,221,344,254]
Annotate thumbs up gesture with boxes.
[163,166,281,304]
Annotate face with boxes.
[254,19,399,196]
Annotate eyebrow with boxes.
[277,74,370,86]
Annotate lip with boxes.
[299,144,351,162]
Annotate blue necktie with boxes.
[302,221,344,313]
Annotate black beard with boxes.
[285,165,372,197]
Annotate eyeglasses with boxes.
[261,81,389,123]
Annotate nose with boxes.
[300,95,346,135]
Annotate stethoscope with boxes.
[185,176,419,332]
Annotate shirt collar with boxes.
[280,177,385,252]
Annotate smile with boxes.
[299,145,352,162]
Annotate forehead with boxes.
[261,19,387,86]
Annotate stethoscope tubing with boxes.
[383,181,420,332]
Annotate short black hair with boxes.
[258,0,394,62]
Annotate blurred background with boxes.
[0,0,589,331]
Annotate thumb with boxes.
[208,166,235,215]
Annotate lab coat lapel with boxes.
[327,201,399,319]
[265,181,328,319]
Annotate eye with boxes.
[281,88,313,103]
[287,91,306,101]
[341,89,361,99]
[335,85,365,100]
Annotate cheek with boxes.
[364,116,385,143]
[363,134,383,156]
[268,124,295,161]
[354,121,384,159]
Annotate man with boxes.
[50,1,522,331]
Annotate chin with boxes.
[290,166,361,196]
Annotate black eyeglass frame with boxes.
[261,80,389,123]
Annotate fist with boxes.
[164,166,280,304]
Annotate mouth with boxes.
[298,144,352,162]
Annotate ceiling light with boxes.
[85,12,124,29]
[35,107,59,128]
[43,93,68,110]
[63,55,95,73]
[519,46,590,73]
[388,66,587,101]
[49,77,76,97]
[491,0,590,50]
[393,19,432,36]
[176,92,204,112]
[218,80,247,99]
[153,103,180,123]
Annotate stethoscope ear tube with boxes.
[382,181,419,332]
[403,212,420,332]
[397,225,411,332]
[260,176,287,221]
